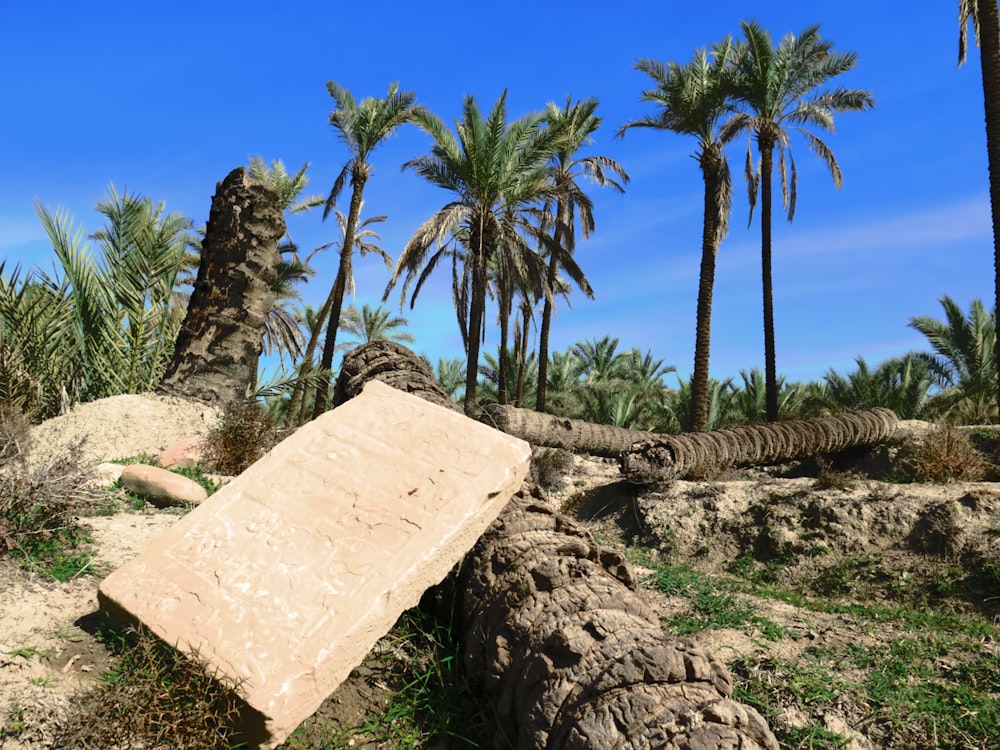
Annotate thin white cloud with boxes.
[776,194,991,258]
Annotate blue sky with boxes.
[0,2,992,386]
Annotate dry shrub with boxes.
[56,626,248,749]
[813,457,856,490]
[529,447,574,492]
[0,404,30,464]
[203,398,281,475]
[684,461,739,481]
[904,421,989,482]
[0,404,98,562]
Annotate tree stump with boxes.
[158,167,285,405]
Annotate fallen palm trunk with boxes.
[334,342,779,750]
[621,408,898,483]
[481,402,898,482]
[480,403,658,458]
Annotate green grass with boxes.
[9,524,96,582]
[630,542,1000,748]
[632,551,790,641]
[284,607,506,750]
[57,623,250,749]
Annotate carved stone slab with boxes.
[98,380,530,747]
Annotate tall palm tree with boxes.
[619,40,740,433]
[909,296,997,421]
[284,207,389,426]
[958,0,1000,418]
[386,92,563,416]
[535,97,627,413]
[310,81,422,419]
[730,20,874,422]
[337,303,414,350]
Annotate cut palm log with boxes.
[481,402,898,483]
[334,341,779,750]
[621,408,898,483]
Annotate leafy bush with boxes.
[203,398,282,475]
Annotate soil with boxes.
[1,396,998,749]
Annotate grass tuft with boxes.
[57,624,250,749]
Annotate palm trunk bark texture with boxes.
[333,341,779,750]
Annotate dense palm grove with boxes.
[1,15,997,433]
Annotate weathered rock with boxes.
[98,380,531,748]
[157,436,206,469]
[119,464,208,508]
[157,167,285,405]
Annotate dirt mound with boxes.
[28,393,219,467]
[635,477,1000,614]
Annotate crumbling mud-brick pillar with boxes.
[158,167,285,404]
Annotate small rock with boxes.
[120,464,207,508]
[91,462,125,487]
[822,712,872,749]
[157,436,206,469]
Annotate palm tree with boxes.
[730,20,874,422]
[535,97,628,413]
[725,367,805,425]
[284,207,389,426]
[958,0,1000,417]
[428,355,466,401]
[337,303,414,350]
[658,374,736,433]
[820,355,932,420]
[310,81,423,419]
[489,236,547,406]
[909,296,997,422]
[619,39,740,433]
[572,335,629,384]
[386,92,563,416]
[542,347,585,417]
[2,187,192,418]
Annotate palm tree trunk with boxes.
[759,139,779,422]
[690,160,724,433]
[284,300,331,428]
[622,407,898,483]
[534,211,565,413]
[335,341,779,750]
[514,301,530,407]
[481,402,657,457]
[312,174,367,420]
[463,225,488,417]
[497,294,511,406]
[980,0,1000,418]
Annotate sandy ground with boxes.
[1,396,997,748]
